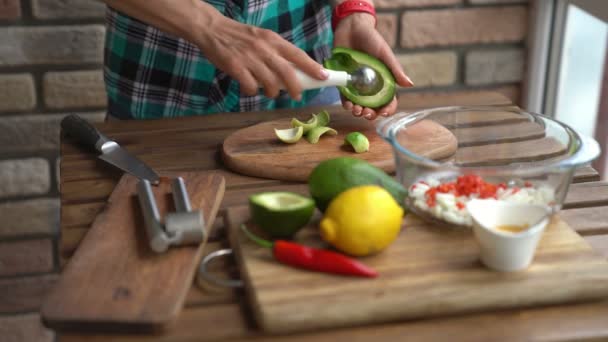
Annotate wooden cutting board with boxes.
[226,206,608,335]
[221,111,458,182]
[41,171,225,332]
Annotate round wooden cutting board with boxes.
[221,111,457,182]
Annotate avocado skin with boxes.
[323,47,396,108]
[308,157,407,212]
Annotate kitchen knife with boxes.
[61,114,160,185]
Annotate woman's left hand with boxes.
[333,12,414,120]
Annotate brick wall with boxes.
[0,0,106,341]
[378,0,529,104]
[0,0,530,340]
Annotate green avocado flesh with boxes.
[323,47,396,108]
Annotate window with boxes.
[525,0,608,179]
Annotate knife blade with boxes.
[61,114,160,185]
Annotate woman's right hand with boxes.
[192,14,329,101]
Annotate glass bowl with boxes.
[376,106,601,228]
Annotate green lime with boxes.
[344,132,369,153]
[275,126,303,144]
[315,110,331,127]
[291,114,319,134]
[306,126,337,144]
[249,192,315,238]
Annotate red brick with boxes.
[376,0,462,8]
[0,274,58,313]
[376,14,398,48]
[0,313,54,342]
[0,239,53,276]
[0,0,21,20]
[401,7,528,48]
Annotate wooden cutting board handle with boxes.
[41,171,225,332]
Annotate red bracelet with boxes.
[331,1,377,31]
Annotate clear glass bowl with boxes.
[376,106,601,227]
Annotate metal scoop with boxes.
[294,65,383,96]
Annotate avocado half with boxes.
[323,47,396,108]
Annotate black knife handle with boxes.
[61,114,109,152]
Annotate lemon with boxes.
[319,185,404,256]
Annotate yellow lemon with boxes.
[319,185,404,256]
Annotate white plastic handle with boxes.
[294,68,349,90]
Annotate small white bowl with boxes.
[466,199,551,272]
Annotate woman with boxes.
[102,0,413,120]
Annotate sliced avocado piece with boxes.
[291,114,319,134]
[344,131,370,153]
[323,47,396,108]
[306,126,337,144]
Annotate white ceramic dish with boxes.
[466,199,551,272]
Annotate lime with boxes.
[249,192,315,238]
[315,110,331,127]
[291,114,319,134]
[344,132,369,153]
[320,185,404,256]
[275,126,303,144]
[306,126,337,144]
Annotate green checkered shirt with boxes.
[104,1,333,119]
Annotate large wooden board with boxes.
[221,112,458,182]
[226,206,608,335]
[41,171,225,332]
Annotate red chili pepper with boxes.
[425,188,438,207]
[241,224,378,278]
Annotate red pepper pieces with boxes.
[424,174,514,207]
[241,224,378,278]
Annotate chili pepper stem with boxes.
[241,224,273,249]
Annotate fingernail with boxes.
[405,75,414,86]
[364,113,373,119]
[381,112,389,117]
[320,68,329,79]
[354,109,362,115]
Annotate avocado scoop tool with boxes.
[293,65,383,96]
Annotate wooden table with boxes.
[57,92,608,341]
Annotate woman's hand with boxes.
[192,13,328,101]
[333,13,414,120]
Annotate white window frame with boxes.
[524,0,608,116]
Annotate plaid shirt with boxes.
[104,1,333,119]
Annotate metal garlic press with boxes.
[137,177,205,253]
